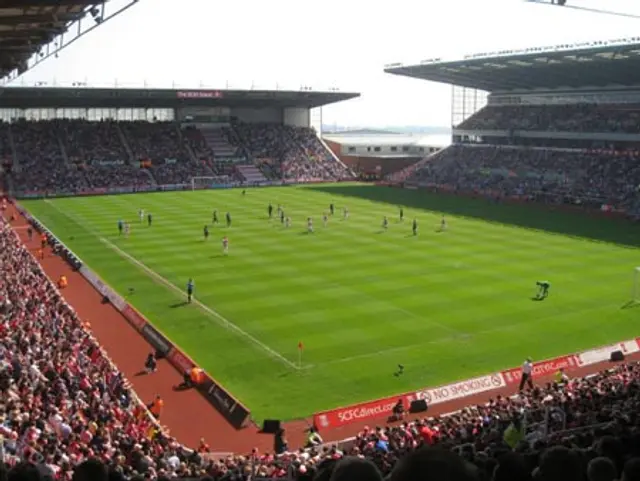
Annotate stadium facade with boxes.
[323,131,448,180]
[386,36,640,141]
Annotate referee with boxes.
[519,357,534,391]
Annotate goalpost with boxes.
[190,176,220,191]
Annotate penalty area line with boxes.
[98,237,301,371]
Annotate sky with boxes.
[11,0,640,127]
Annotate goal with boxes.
[190,176,226,191]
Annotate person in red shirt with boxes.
[419,422,435,445]
[197,438,211,453]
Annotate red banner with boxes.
[502,355,578,385]
[122,305,147,332]
[167,347,194,374]
[313,393,415,430]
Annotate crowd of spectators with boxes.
[182,126,213,163]
[120,122,189,164]
[152,162,225,186]
[6,119,351,192]
[0,214,210,480]
[231,121,350,182]
[284,128,350,182]
[406,145,640,212]
[83,165,155,189]
[0,122,11,165]
[10,120,88,193]
[458,103,640,133]
[58,120,127,165]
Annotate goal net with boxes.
[190,176,230,190]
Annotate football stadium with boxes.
[3,1,640,480]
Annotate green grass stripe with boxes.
[21,183,640,422]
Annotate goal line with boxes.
[190,176,231,190]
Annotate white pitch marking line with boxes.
[42,199,301,371]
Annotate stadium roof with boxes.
[0,0,106,80]
[385,38,640,92]
[0,86,360,109]
[323,133,450,147]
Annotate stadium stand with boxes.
[9,120,88,193]
[59,119,128,165]
[385,39,640,219]
[1,87,357,194]
[457,103,640,133]
[6,21,640,479]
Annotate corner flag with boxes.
[298,341,303,368]
[298,341,304,351]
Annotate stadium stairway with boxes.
[56,131,71,165]
[141,167,158,186]
[236,164,268,183]
[176,125,200,164]
[116,123,135,164]
[200,126,238,158]
[183,141,200,164]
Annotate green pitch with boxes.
[21,183,640,422]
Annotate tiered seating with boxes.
[84,165,154,189]
[120,121,188,163]
[459,103,640,133]
[286,127,350,181]
[182,125,212,162]
[231,121,352,182]
[199,127,239,157]
[406,145,640,211]
[58,119,127,164]
[10,120,87,193]
[236,164,267,183]
[232,121,301,161]
[152,162,218,185]
[0,215,173,479]
[0,121,11,165]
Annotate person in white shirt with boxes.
[519,357,534,391]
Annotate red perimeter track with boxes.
[7,203,639,453]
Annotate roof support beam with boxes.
[0,0,99,7]
[0,14,76,26]
[0,29,54,39]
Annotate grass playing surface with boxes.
[21,183,640,422]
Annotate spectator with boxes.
[587,457,617,481]
[329,457,382,481]
[73,459,108,481]
[388,447,478,481]
[622,458,640,481]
